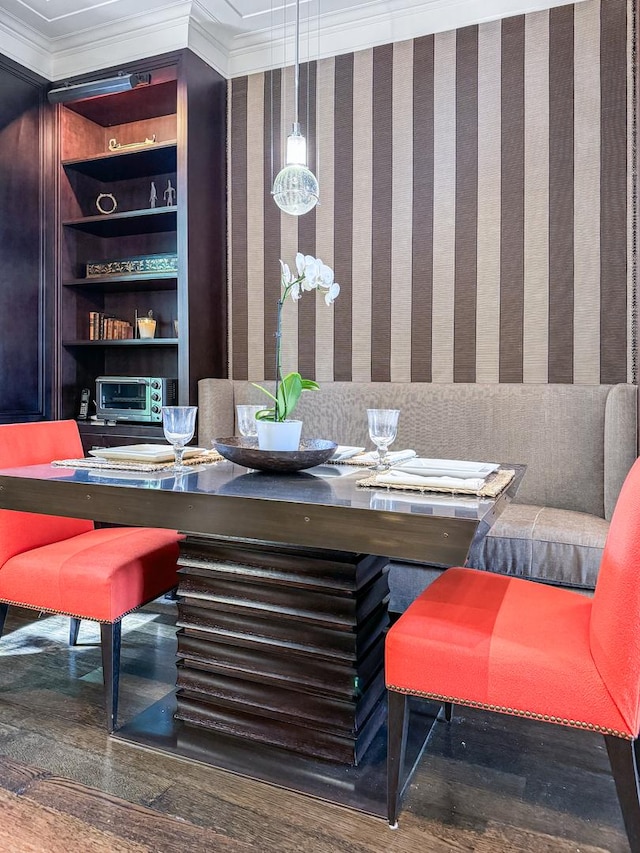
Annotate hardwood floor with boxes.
[0,600,629,852]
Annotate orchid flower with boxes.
[254,254,340,422]
[324,282,340,305]
[280,260,294,286]
[320,264,334,290]
[302,257,320,291]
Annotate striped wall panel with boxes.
[228,0,636,385]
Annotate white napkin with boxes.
[357,449,418,465]
[374,470,485,491]
[330,445,366,462]
[394,457,498,479]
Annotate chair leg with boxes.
[100,621,121,734]
[444,702,453,722]
[0,604,9,639]
[387,690,409,828]
[605,735,640,853]
[69,618,81,646]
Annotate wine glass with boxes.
[236,404,262,439]
[162,406,197,471]
[367,408,400,470]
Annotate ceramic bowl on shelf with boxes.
[212,437,337,473]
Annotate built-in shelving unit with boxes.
[54,50,227,432]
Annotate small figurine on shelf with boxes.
[95,192,117,215]
[149,181,157,209]
[109,135,157,152]
[164,179,176,207]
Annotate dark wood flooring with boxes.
[0,600,629,852]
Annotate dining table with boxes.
[0,455,523,817]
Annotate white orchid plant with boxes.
[254,253,340,423]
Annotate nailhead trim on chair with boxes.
[386,684,634,740]
[0,597,140,624]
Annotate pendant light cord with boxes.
[269,0,274,184]
[294,0,300,129]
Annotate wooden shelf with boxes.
[62,141,177,180]
[63,273,177,292]
[64,338,178,347]
[63,206,177,237]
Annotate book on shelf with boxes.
[88,312,133,340]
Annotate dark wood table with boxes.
[0,458,522,816]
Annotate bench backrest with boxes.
[198,380,638,520]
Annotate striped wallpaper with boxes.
[228,0,636,385]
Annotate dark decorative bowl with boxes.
[213,437,338,473]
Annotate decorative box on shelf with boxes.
[85,253,178,279]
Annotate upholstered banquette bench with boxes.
[198,380,637,614]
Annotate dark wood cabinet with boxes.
[54,50,227,426]
[0,55,52,423]
[78,421,165,451]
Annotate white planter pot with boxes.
[256,419,302,451]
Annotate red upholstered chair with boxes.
[0,420,183,732]
[386,456,640,850]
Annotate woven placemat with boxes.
[52,449,223,473]
[356,468,516,497]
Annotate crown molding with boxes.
[0,7,52,78]
[50,3,191,80]
[188,6,233,77]
[226,0,585,77]
[0,0,588,83]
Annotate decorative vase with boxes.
[256,419,302,451]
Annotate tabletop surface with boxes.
[0,459,502,520]
[0,460,524,564]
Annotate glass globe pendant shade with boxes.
[272,125,319,216]
[272,164,319,216]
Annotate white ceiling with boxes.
[0,0,582,82]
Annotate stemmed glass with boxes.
[236,404,262,439]
[367,408,400,471]
[162,406,197,471]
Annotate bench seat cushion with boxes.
[467,503,609,589]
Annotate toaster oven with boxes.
[95,376,177,423]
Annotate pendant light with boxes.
[271,0,319,216]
